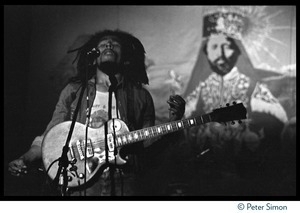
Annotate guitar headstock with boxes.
[210,102,247,124]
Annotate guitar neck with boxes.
[114,113,212,147]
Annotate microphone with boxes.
[87,48,100,60]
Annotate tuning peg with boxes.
[226,103,230,107]
[232,101,237,105]
[238,120,243,124]
[223,122,227,126]
[231,121,235,125]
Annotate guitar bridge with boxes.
[76,139,94,160]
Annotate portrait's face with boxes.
[206,33,239,76]
[96,35,122,64]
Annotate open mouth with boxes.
[101,50,117,62]
[103,50,115,56]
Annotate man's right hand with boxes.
[8,145,43,177]
[8,158,28,177]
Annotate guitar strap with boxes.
[126,82,135,130]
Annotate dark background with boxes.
[4,6,43,196]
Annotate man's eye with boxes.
[112,42,120,47]
[212,44,218,50]
[223,44,230,49]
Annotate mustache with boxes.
[213,55,229,64]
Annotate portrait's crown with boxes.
[203,12,247,40]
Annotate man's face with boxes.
[96,35,122,65]
[206,33,239,76]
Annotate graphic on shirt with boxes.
[89,91,118,128]
[89,109,108,128]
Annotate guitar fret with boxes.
[127,134,132,142]
[202,114,210,123]
[133,132,139,140]
[144,129,149,137]
[161,125,166,133]
[183,119,189,128]
[156,127,160,135]
[141,129,146,139]
[132,133,136,141]
[165,125,169,133]
[144,129,148,138]
[171,124,174,131]
[146,128,151,137]
[136,132,140,140]
[148,128,154,137]
[172,122,177,131]
[139,130,143,140]
[116,137,121,146]
[122,135,126,144]
[161,125,166,134]
[172,122,178,131]
[156,126,160,135]
[189,118,195,126]
[137,131,143,140]
[152,127,157,135]
[161,125,168,134]
[157,126,161,134]
[126,135,130,143]
[177,121,183,128]
[166,124,171,131]
[164,125,169,133]
[144,129,148,139]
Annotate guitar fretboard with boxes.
[114,113,212,147]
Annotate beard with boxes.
[98,61,122,76]
[210,61,232,76]
[208,54,238,76]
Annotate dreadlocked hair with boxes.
[68,29,149,86]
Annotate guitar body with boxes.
[42,119,129,188]
[42,102,247,189]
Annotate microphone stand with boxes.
[51,80,87,196]
[107,75,118,196]
[51,52,94,196]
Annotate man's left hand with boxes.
[167,95,186,121]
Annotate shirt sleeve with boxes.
[142,89,156,128]
[30,83,76,147]
[141,89,158,147]
[250,82,288,123]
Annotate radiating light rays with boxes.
[204,6,295,73]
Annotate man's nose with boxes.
[213,47,222,59]
[105,42,113,49]
[220,44,226,57]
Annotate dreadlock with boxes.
[68,29,149,86]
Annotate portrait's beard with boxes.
[208,54,238,76]
[211,62,231,76]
